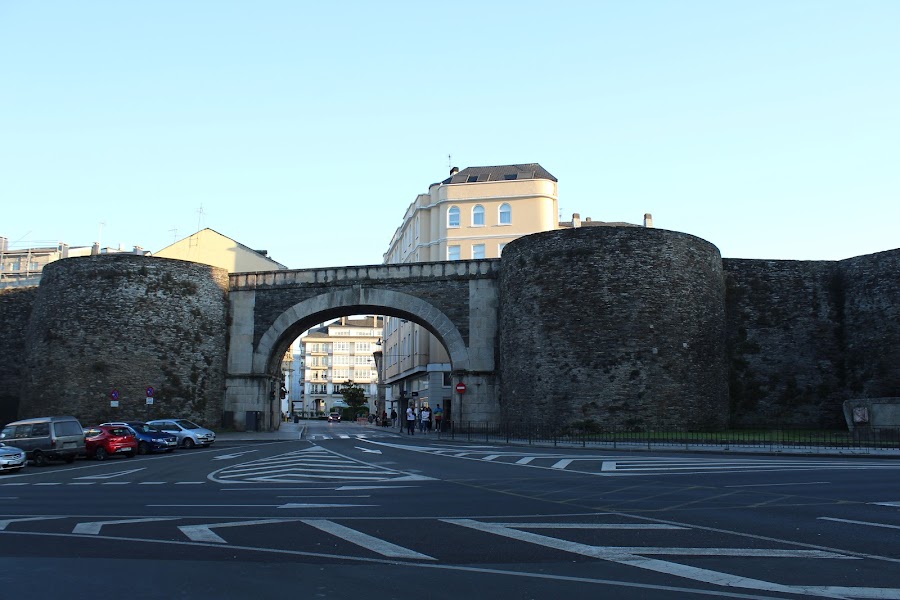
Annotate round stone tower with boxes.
[499,226,728,430]
[19,254,228,427]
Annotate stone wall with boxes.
[19,255,229,428]
[499,226,729,430]
[0,286,38,425]
[723,248,900,428]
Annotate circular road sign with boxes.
[110,389,119,401]
[455,382,467,394]
[146,386,155,397]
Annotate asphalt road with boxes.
[1,420,899,600]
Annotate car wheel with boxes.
[138,441,150,455]
[125,451,136,458]
[95,447,108,461]
[182,438,195,449]
[32,451,48,467]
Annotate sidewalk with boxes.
[215,421,308,442]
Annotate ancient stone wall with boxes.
[723,259,844,427]
[19,255,228,428]
[499,227,729,430]
[0,286,38,425]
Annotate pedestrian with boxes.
[420,405,432,433]
[381,410,388,427]
[367,413,375,425]
[433,403,443,432]
[405,406,416,435]
[390,408,398,427]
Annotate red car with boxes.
[83,425,138,460]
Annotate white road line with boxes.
[726,482,831,488]
[34,482,62,486]
[819,517,900,531]
[482,455,501,461]
[0,516,65,530]
[444,520,874,599]
[74,468,145,480]
[601,461,616,471]
[491,523,687,530]
[301,519,434,560]
[873,501,900,507]
[174,481,205,485]
[179,519,293,543]
[73,517,178,535]
[516,457,536,465]
[139,481,166,485]
[551,459,574,470]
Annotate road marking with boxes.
[0,516,65,530]
[551,459,575,470]
[726,482,830,488]
[301,519,435,560]
[489,523,687,530]
[34,482,62,486]
[174,481,205,485]
[601,461,616,471]
[101,482,131,485]
[516,457,536,465]
[75,468,145,480]
[212,450,259,461]
[139,481,166,485]
[73,517,178,535]
[873,501,900,507]
[355,447,382,454]
[482,455,501,461]
[819,517,900,531]
[337,485,419,490]
[279,503,378,509]
[444,520,877,599]
[180,519,293,543]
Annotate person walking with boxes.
[405,406,416,435]
[390,408,397,427]
[420,405,432,434]
[433,403,443,432]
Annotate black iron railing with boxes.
[434,422,900,452]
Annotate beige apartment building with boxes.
[381,164,561,420]
[294,316,383,418]
[155,228,287,272]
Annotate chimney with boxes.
[91,242,100,256]
[643,213,654,228]
[572,213,581,228]
[133,246,144,255]
[59,243,69,258]
[585,217,592,223]
[449,166,459,176]
[0,237,8,252]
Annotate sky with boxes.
[1,1,898,268]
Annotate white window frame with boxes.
[499,203,512,225]
[472,205,485,227]
[448,206,460,228]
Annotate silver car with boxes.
[0,442,27,472]
[146,419,216,449]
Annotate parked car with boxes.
[83,425,138,460]
[146,419,216,449]
[0,416,85,467]
[328,412,342,423]
[0,442,27,473]
[102,421,178,455]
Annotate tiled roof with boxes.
[441,163,557,185]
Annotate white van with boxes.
[0,416,86,466]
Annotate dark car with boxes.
[84,425,138,460]
[102,421,178,455]
[328,412,342,423]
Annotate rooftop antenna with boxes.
[169,227,178,242]
[196,205,205,232]
[448,154,452,168]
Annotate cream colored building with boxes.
[154,228,287,273]
[381,163,653,421]
[295,316,383,417]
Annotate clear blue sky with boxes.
[2,1,898,267]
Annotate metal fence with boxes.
[435,422,900,452]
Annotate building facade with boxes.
[294,316,383,418]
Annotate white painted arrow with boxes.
[354,446,382,454]
[74,468,145,480]
[73,517,178,535]
[212,450,258,461]
[179,519,293,543]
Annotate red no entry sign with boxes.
[455,382,467,394]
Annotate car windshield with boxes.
[176,420,201,429]
[128,423,152,432]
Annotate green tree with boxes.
[339,380,367,415]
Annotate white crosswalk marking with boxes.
[301,519,435,560]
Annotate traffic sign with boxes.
[146,386,155,397]
[110,389,119,401]
[455,382,467,394]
